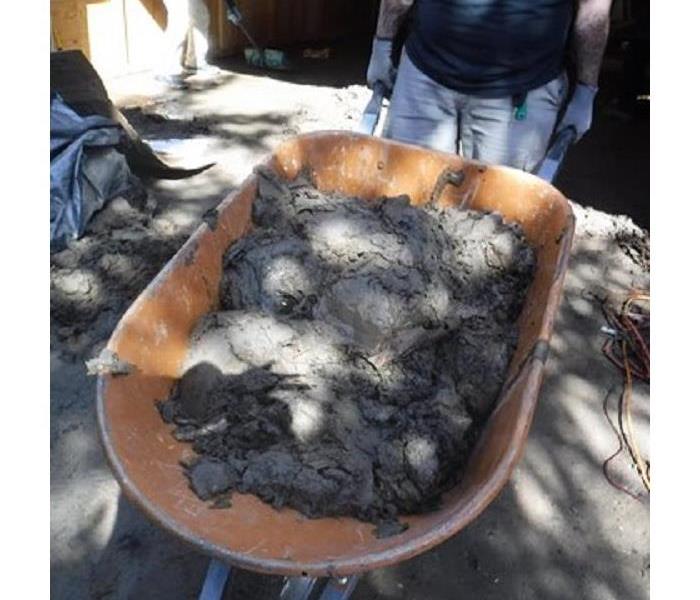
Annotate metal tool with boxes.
[536,126,577,183]
[224,0,259,52]
[358,83,387,135]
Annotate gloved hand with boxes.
[556,83,598,141]
[366,38,396,92]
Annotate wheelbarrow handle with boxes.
[357,83,388,136]
[536,126,577,183]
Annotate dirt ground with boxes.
[50,47,650,600]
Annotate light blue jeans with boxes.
[384,51,569,172]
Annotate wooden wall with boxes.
[51,0,377,77]
[51,0,167,76]
[51,0,90,58]
[207,0,378,57]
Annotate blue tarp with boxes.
[50,94,138,250]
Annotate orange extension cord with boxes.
[600,291,650,500]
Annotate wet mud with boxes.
[159,170,536,532]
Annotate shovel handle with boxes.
[224,0,242,25]
[536,126,577,183]
[372,82,388,103]
[357,83,388,135]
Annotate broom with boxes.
[224,0,289,71]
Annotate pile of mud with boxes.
[51,196,187,357]
[158,169,535,533]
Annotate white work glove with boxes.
[556,82,598,142]
[366,38,396,92]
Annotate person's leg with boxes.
[383,52,460,154]
[190,28,210,70]
[187,0,212,71]
[160,0,189,79]
[459,72,569,172]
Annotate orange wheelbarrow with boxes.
[96,131,574,598]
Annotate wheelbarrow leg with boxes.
[198,560,359,600]
[318,575,360,600]
[279,574,360,600]
[280,575,318,599]
[199,559,233,600]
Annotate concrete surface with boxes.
[50,49,649,600]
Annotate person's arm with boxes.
[557,0,612,140]
[366,1,415,91]
[572,0,612,86]
[376,0,415,40]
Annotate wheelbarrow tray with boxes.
[97,132,574,577]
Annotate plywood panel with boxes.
[205,0,377,58]
[124,0,167,71]
[52,0,167,76]
[51,0,90,57]
[85,0,128,77]
[52,0,378,73]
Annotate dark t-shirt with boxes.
[404,0,574,97]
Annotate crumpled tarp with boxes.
[50,93,142,251]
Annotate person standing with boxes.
[366,0,612,172]
[159,0,220,87]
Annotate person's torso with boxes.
[405,0,574,97]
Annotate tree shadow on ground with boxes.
[122,107,293,148]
